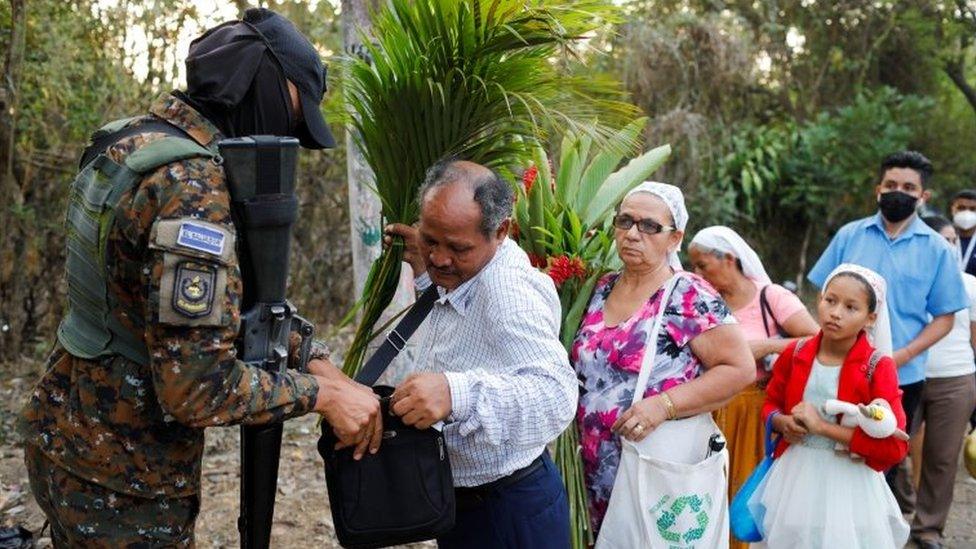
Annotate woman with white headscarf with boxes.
[572,183,755,541]
[749,263,909,547]
[688,226,818,548]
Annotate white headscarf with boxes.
[822,263,893,357]
[623,182,688,271]
[690,226,772,286]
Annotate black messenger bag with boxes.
[318,287,455,549]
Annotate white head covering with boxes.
[690,226,772,286]
[623,182,688,271]
[822,263,893,357]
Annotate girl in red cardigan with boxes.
[748,264,909,548]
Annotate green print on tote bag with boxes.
[652,493,713,546]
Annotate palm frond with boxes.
[341,0,637,375]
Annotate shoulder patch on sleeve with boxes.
[151,219,235,263]
[159,255,228,326]
[177,222,226,256]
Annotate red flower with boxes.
[528,253,547,269]
[546,255,587,287]
[523,165,538,195]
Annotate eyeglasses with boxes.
[612,214,676,235]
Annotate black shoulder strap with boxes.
[760,284,789,338]
[79,118,192,169]
[354,286,440,386]
[759,285,775,337]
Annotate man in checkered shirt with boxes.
[385,159,578,548]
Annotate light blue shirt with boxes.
[808,213,967,385]
[414,239,578,486]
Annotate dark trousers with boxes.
[971,371,976,431]
[911,374,976,542]
[437,453,570,549]
[886,380,925,514]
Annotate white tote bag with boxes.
[596,274,730,549]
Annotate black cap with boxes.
[242,8,336,149]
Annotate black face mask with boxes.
[878,191,919,223]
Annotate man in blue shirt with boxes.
[808,151,967,519]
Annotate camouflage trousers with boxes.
[24,444,198,548]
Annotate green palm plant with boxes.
[340,0,637,376]
[513,117,671,547]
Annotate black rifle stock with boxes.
[219,136,314,549]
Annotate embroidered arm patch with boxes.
[158,255,228,326]
[150,217,234,326]
[173,261,216,317]
[177,222,226,256]
[150,218,235,264]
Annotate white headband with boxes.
[624,181,688,270]
[823,263,893,357]
[690,226,772,286]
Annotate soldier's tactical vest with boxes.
[57,117,219,366]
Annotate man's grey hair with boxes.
[419,159,513,238]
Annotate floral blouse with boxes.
[572,272,736,532]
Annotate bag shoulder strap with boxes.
[354,286,440,386]
[760,284,791,338]
[791,337,808,361]
[631,273,686,406]
[866,350,884,383]
[759,285,775,337]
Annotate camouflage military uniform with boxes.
[20,93,319,546]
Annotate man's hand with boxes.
[385,223,425,278]
[390,373,452,429]
[311,365,382,460]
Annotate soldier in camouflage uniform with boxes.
[19,9,382,547]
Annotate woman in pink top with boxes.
[689,226,818,549]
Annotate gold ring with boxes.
[633,423,644,434]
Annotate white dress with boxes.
[747,359,909,548]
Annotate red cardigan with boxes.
[762,331,908,471]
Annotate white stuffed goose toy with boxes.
[822,398,910,459]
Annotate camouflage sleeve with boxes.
[138,156,320,428]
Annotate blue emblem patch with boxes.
[176,222,225,256]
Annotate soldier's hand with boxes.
[307,357,338,377]
[384,223,425,279]
[315,377,382,460]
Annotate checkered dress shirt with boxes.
[414,239,578,487]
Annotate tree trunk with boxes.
[945,59,976,117]
[341,0,421,383]
[0,0,28,360]
[0,0,27,207]
[341,0,383,298]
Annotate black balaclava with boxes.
[180,21,296,139]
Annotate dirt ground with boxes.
[2,364,974,548]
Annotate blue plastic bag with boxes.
[729,413,780,542]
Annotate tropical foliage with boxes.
[339,0,636,376]
[512,118,671,547]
